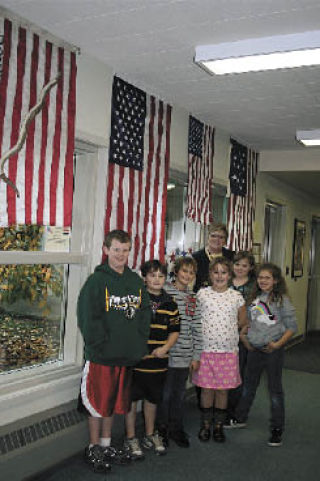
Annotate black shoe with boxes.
[224,417,247,429]
[103,446,131,465]
[198,423,211,442]
[169,430,190,448]
[268,428,283,447]
[157,424,169,447]
[84,445,112,473]
[212,423,226,443]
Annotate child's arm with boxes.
[238,304,255,351]
[152,331,179,358]
[263,296,297,353]
[190,298,203,372]
[263,329,295,353]
[237,305,248,330]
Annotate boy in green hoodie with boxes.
[77,230,151,473]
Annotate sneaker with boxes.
[268,428,283,447]
[198,422,211,442]
[103,446,131,465]
[141,431,167,455]
[84,445,112,473]
[124,437,145,461]
[223,417,247,429]
[169,430,190,448]
[212,423,226,443]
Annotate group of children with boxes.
[77,229,297,474]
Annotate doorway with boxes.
[306,216,320,334]
[263,201,286,266]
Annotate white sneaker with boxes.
[124,437,145,460]
[141,431,167,456]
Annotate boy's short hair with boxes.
[209,256,232,275]
[174,256,197,275]
[104,230,131,248]
[208,223,228,239]
[141,259,167,277]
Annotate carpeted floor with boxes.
[27,366,320,481]
[284,332,320,374]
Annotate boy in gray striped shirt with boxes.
[157,257,203,448]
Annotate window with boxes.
[165,170,227,255]
[0,142,108,424]
[0,225,68,372]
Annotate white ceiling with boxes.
[2,0,320,201]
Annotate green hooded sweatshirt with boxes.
[77,262,151,366]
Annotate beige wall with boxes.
[254,172,320,335]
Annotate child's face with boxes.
[145,269,166,295]
[175,264,196,289]
[103,239,131,273]
[210,263,231,292]
[257,269,277,293]
[233,258,251,279]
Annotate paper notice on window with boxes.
[42,226,71,252]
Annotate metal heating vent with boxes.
[0,408,86,455]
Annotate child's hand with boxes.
[151,346,168,358]
[262,341,278,353]
[190,360,200,372]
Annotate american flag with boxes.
[0,16,76,227]
[227,139,259,251]
[186,115,214,225]
[105,76,172,269]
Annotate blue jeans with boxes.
[157,367,189,432]
[235,348,285,430]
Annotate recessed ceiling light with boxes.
[195,31,320,75]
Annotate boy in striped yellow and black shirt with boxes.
[124,260,180,459]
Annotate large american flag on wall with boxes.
[104,76,171,269]
[227,139,259,251]
[186,115,214,225]
[0,15,76,227]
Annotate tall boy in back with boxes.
[157,256,202,448]
[77,230,151,473]
[124,260,180,459]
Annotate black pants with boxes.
[157,367,189,432]
[227,342,248,416]
[235,348,285,430]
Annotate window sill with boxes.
[0,362,83,426]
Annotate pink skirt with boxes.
[192,351,241,390]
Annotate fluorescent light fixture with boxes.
[195,31,320,75]
[167,182,176,190]
[296,129,320,146]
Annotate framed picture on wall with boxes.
[291,219,306,278]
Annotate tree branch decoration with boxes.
[0,72,61,198]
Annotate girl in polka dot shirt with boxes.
[192,257,248,443]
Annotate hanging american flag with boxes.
[0,15,76,227]
[104,76,172,269]
[186,115,214,225]
[227,139,259,251]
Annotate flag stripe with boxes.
[227,144,258,251]
[186,117,214,225]
[105,80,171,269]
[0,16,76,227]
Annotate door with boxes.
[306,217,320,333]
